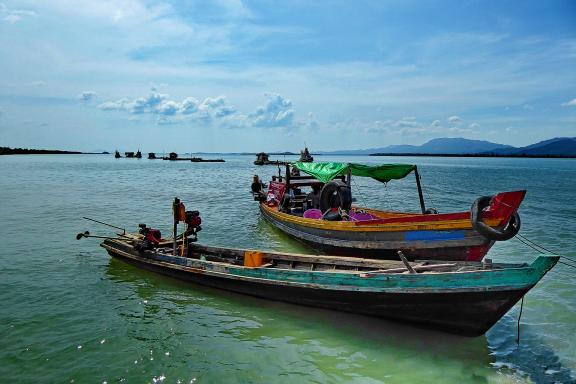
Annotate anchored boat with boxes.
[99,235,556,336]
[299,146,313,162]
[255,162,525,261]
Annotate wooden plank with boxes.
[360,263,456,276]
[186,243,411,269]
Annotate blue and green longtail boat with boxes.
[101,237,557,336]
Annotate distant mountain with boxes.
[484,137,576,156]
[322,138,514,155]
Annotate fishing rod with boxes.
[75,231,131,241]
[83,217,126,234]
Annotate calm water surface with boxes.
[0,155,574,383]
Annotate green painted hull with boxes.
[101,239,558,336]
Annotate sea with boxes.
[0,154,574,383]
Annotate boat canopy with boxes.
[292,162,416,183]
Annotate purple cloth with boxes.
[303,209,323,220]
[349,211,376,221]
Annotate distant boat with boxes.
[148,152,156,159]
[114,150,121,158]
[125,151,134,158]
[254,152,288,166]
[135,150,142,158]
[254,152,269,165]
[299,146,313,162]
[190,157,225,163]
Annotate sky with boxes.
[0,0,575,152]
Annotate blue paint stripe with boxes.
[405,230,465,242]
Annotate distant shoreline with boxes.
[0,147,107,155]
[2,147,574,158]
[369,152,575,159]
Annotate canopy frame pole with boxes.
[347,169,352,187]
[414,167,426,214]
[285,164,291,189]
[172,197,180,256]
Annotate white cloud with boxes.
[447,115,461,124]
[561,98,576,107]
[249,93,294,128]
[96,91,299,130]
[468,122,480,129]
[361,116,474,137]
[0,4,37,23]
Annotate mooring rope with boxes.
[514,234,576,270]
[517,296,524,345]
[419,173,437,212]
[351,178,367,208]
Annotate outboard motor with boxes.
[135,223,162,251]
[184,210,202,242]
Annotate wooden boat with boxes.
[257,162,525,261]
[114,150,121,158]
[148,152,156,159]
[299,146,313,162]
[124,151,134,158]
[190,157,225,163]
[135,150,142,158]
[254,152,288,166]
[100,236,558,336]
[160,153,224,162]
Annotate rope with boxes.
[419,174,437,211]
[351,178,367,208]
[517,296,524,345]
[382,181,391,210]
[514,236,576,270]
[517,233,576,263]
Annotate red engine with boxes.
[184,211,202,242]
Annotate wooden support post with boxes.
[347,169,352,187]
[285,163,291,189]
[172,197,179,256]
[397,251,416,274]
[414,166,426,214]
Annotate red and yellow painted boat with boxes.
[256,162,525,261]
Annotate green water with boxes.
[0,155,574,383]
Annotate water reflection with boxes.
[104,257,507,383]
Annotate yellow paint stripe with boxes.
[260,204,501,232]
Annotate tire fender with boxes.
[320,181,352,213]
[471,196,521,241]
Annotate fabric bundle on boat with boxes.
[292,162,416,183]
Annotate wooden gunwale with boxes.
[259,203,502,232]
[101,239,556,292]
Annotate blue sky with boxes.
[0,0,574,152]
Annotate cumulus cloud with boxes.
[97,91,226,118]
[447,115,461,124]
[79,91,97,102]
[361,116,475,137]
[561,98,576,107]
[249,93,294,128]
[97,91,301,130]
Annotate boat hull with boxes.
[260,203,494,261]
[101,239,556,336]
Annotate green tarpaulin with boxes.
[292,162,416,183]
